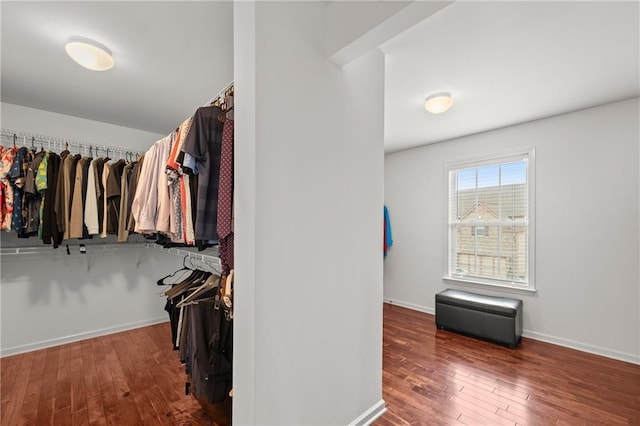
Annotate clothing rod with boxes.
[0,128,144,156]
[205,81,234,106]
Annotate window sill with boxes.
[442,276,537,295]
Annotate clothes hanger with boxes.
[60,139,69,155]
[163,269,200,294]
[162,256,208,296]
[222,269,233,309]
[176,274,221,307]
[217,107,233,123]
[165,270,211,300]
[157,255,192,286]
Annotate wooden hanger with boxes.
[165,270,211,300]
[164,269,204,297]
[176,274,221,307]
[217,107,233,123]
[221,269,233,307]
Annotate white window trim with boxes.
[443,148,536,293]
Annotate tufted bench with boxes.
[435,289,523,348]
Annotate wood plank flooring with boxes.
[1,323,214,426]
[2,304,639,425]
[376,303,640,426]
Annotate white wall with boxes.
[0,104,177,357]
[1,102,164,150]
[384,98,640,364]
[234,2,385,424]
[0,246,188,356]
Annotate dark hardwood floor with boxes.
[1,323,214,426]
[2,304,639,425]
[377,303,640,426]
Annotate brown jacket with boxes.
[69,157,89,238]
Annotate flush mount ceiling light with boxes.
[65,36,114,71]
[424,92,454,114]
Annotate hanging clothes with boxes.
[161,266,233,406]
[42,152,62,247]
[155,137,173,235]
[217,119,234,274]
[384,205,393,256]
[105,158,126,235]
[117,161,136,242]
[35,151,49,239]
[0,131,150,248]
[166,117,193,243]
[55,150,70,233]
[0,146,16,231]
[126,155,144,233]
[182,172,196,245]
[62,154,81,240]
[9,147,29,236]
[2,87,235,256]
[131,135,172,235]
[93,157,107,235]
[79,155,92,239]
[84,158,100,235]
[23,150,47,237]
[185,299,233,404]
[69,157,91,239]
[182,106,224,242]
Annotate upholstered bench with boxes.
[435,289,523,348]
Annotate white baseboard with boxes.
[1,317,169,358]
[383,298,640,366]
[384,297,434,315]
[521,330,640,366]
[349,399,387,426]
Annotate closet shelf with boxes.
[206,80,234,106]
[141,242,221,267]
[0,243,126,256]
[0,242,220,267]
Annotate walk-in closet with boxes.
[1,2,236,424]
[2,58,236,426]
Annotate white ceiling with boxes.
[1,2,638,151]
[1,1,233,135]
[382,1,640,152]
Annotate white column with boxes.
[234,2,386,424]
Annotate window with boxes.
[472,226,488,237]
[446,150,535,291]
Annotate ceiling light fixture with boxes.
[424,92,454,114]
[65,36,114,71]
